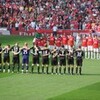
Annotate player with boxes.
[41,44,50,74]
[21,42,30,73]
[0,43,2,72]
[61,34,68,50]
[55,35,62,50]
[87,34,93,59]
[2,45,11,73]
[81,35,87,59]
[93,35,99,59]
[68,34,74,50]
[67,46,74,75]
[11,43,20,73]
[30,44,40,73]
[58,45,66,74]
[48,34,55,50]
[75,46,84,75]
[51,46,58,74]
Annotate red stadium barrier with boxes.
[10,28,93,36]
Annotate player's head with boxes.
[15,43,18,46]
[24,42,28,46]
[7,44,10,48]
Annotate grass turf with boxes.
[0,35,100,100]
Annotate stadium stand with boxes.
[0,0,100,35]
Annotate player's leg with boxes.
[26,63,29,73]
[93,48,96,59]
[46,64,49,74]
[63,59,66,74]
[22,63,24,73]
[71,58,74,75]
[96,49,99,59]
[7,57,10,73]
[7,63,10,73]
[67,59,70,74]
[17,56,20,72]
[31,63,34,73]
[37,63,40,74]
[87,46,90,59]
[12,57,15,73]
[76,59,78,74]
[90,46,93,59]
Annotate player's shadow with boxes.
[83,73,100,76]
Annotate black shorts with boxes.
[33,55,39,64]
[76,58,83,66]
[59,57,66,66]
[51,57,58,66]
[3,56,10,63]
[13,55,20,64]
[0,55,2,63]
[67,58,74,65]
[42,56,49,65]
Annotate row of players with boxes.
[34,34,100,59]
[0,42,84,75]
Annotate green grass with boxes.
[0,35,100,100]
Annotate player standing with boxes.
[55,35,62,50]
[87,34,93,59]
[2,45,11,73]
[58,45,66,74]
[48,34,55,50]
[61,34,68,50]
[68,34,74,50]
[51,47,58,74]
[11,43,20,73]
[75,46,84,75]
[0,43,2,72]
[81,35,87,59]
[41,44,50,74]
[30,44,40,73]
[21,43,30,73]
[93,35,99,59]
[67,46,74,75]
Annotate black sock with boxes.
[8,65,10,70]
[22,65,24,70]
[26,66,28,71]
[76,67,78,74]
[56,68,58,73]
[46,67,49,74]
[68,67,70,74]
[59,67,61,74]
[31,66,34,73]
[38,66,40,73]
[17,64,20,72]
[12,65,15,72]
[52,67,54,73]
[71,68,74,75]
[79,67,82,75]
[42,67,44,73]
[64,67,66,74]
[3,65,5,70]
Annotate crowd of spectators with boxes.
[0,0,100,31]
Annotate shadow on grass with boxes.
[82,73,100,76]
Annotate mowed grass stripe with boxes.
[48,82,100,100]
[0,72,100,100]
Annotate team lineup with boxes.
[0,33,99,75]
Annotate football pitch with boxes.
[0,35,100,100]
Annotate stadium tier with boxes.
[0,0,100,35]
